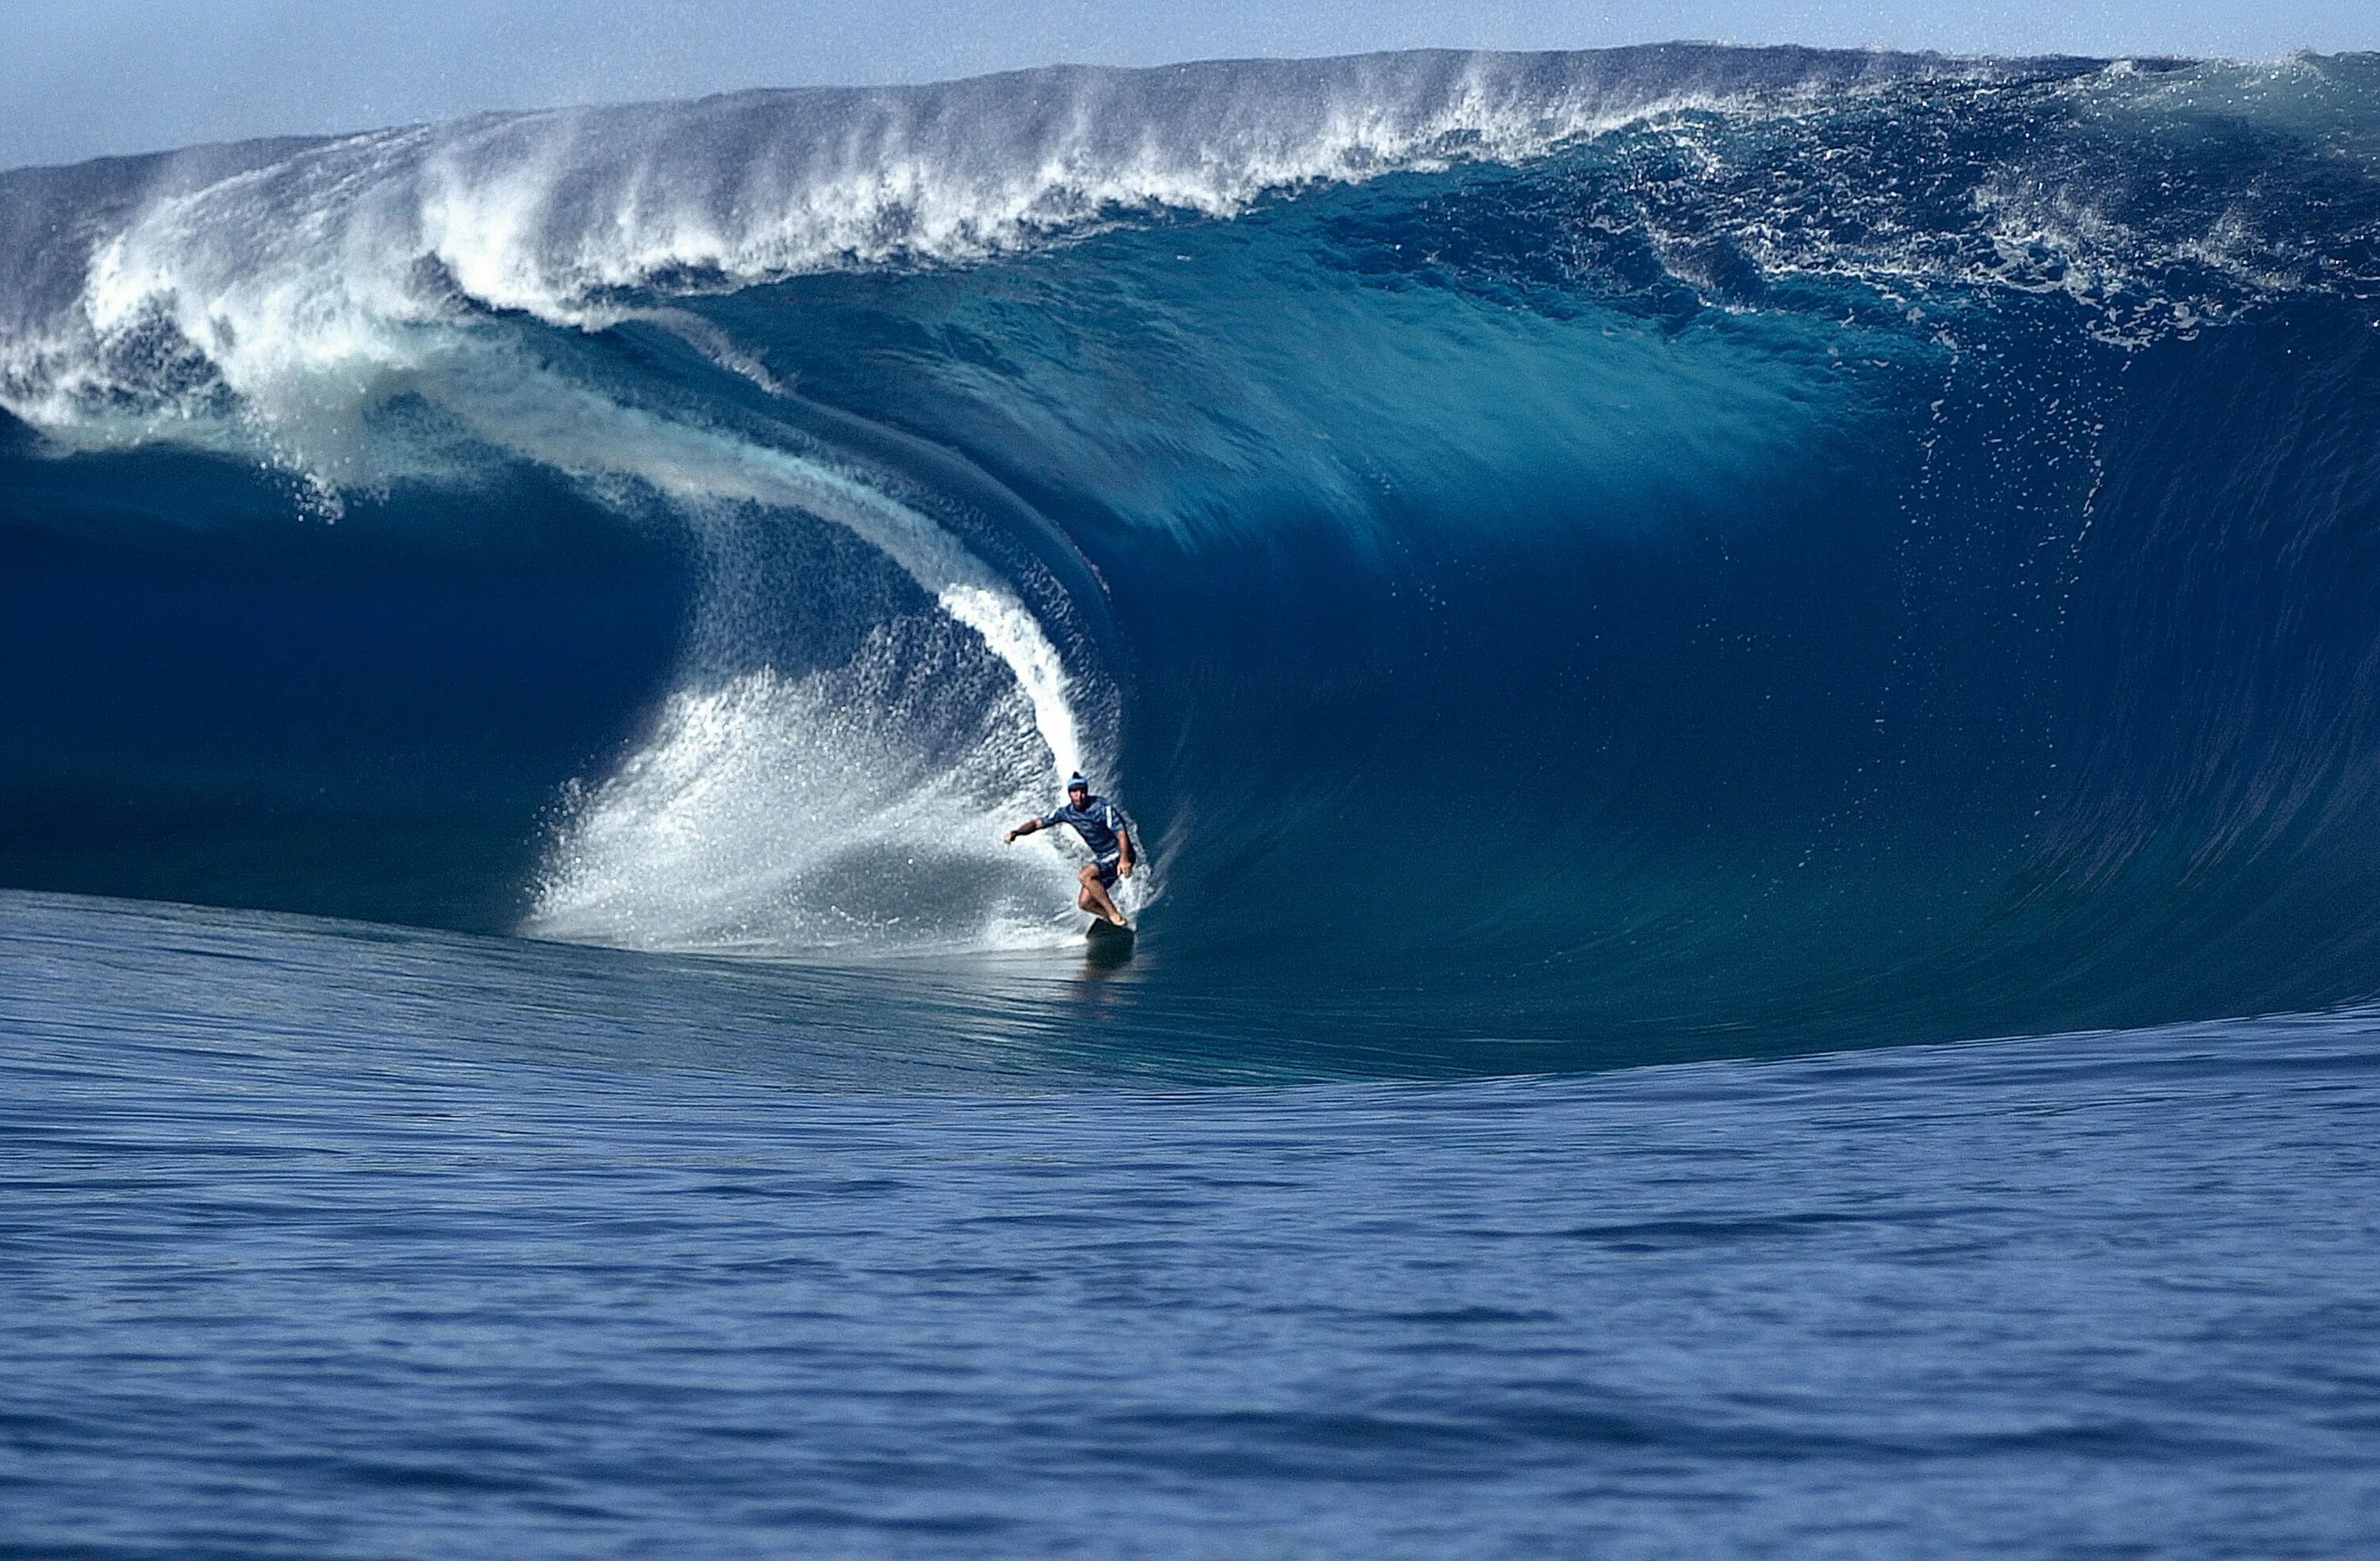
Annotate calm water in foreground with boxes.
[4,888,2378,1559]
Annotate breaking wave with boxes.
[4,44,2380,1047]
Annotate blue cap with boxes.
[1066,773,1089,791]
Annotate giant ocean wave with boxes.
[4,44,2380,1053]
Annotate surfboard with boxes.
[1084,918,1135,957]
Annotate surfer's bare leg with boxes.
[1078,863,1127,926]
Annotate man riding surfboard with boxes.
[1002,773,1135,927]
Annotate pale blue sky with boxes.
[8,0,2376,171]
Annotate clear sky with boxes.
[8,0,2376,171]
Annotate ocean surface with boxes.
[8,891,2380,1557]
[5,42,2380,1556]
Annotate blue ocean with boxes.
[5,44,2380,1555]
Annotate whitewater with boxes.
[5,44,2380,1558]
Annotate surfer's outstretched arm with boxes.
[1000,819,1046,845]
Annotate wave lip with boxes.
[0,46,2092,435]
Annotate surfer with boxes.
[1002,773,1135,926]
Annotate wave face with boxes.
[5,45,2380,1053]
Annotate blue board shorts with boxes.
[1092,856,1120,887]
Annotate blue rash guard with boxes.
[1042,795,1131,880]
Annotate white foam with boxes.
[6,48,2318,443]
[522,505,1137,956]
[525,639,1088,957]
[0,51,1818,439]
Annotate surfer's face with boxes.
[1067,786,1089,807]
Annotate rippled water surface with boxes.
[6,890,2378,1558]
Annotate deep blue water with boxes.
[2,47,2377,1047]
[6,42,2380,1555]
[6,889,2380,1557]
